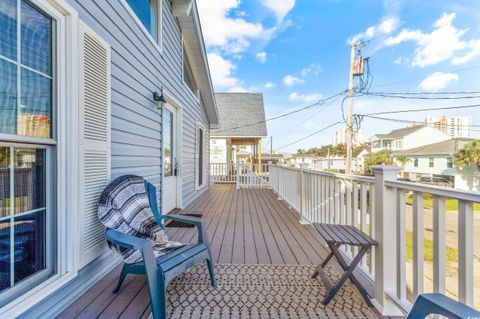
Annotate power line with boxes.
[275,93,344,139]
[361,92,480,100]
[367,90,480,95]
[356,102,480,117]
[275,121,341,150]
[214,90,347,133]
[362,115,480,132]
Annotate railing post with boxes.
[299,169,309,224]
[372,166,402,315]
[235,161,240,189]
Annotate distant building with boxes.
[370,125,451,152]
[394,138,479,191]
[210,93,268,164]
[332,128,364,146]
[427,115,472,138]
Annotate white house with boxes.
[394,138,479,191]
[0,0,219,317]
[370,125,451,152]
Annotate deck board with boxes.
[58,184,339,319]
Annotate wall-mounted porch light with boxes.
[153,87,167,109]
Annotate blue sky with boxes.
[197,0,480,153]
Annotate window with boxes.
[1,0,53,138]
[0,0,55,305]
[414,158,418,167]
[447,157,453,168]
[163,109,173,177]
[125,0,160,41]
[429,157,434,168]
[183,45,198,95]
[196,123,206,189]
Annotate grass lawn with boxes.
[406,230,458,263]
[406,193,480,211]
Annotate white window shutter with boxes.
[78,22,112,268]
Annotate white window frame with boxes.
[195,122,207,190]
[119,0,163,55]
[181,37,201,102]
[0,0,80,317]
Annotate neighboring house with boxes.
[0,0,219,317]
[210,93,268,165]
[370,125,451,152]
[289,154,319,169]
[394,138,479,191]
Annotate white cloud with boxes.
[283,75,304,86]
[419,72,459,91]
[228,86,249,92]
[197,0,272,54]
[288,92,323,103]
[256,51,268,63]
[349,17,400,44]
[385,12,480,67]
[207,53,240,88]
[264,82,276,89]
[301,63,323,77]
[261,0,296,22]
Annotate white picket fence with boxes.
[210,163,270,188]
[269,164,480,315]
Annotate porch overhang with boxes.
[173,0,219,125]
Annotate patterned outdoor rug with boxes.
[161,264,377,319]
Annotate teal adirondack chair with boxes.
[105,180,216,319]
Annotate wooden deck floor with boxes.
[57,184,351,318]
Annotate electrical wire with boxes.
[275,121,341,150]
[213,90,347,133]
[357,103,480,117]
[361,92,480,100]
[361,115,480,132]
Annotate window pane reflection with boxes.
[0,219,10,292]
[0,0,17,60]
[0,59,17,135]
[0,147,10,219]
[19,68,52,138]
[14,148,45,214]
[14,210,46,284]
[163,110,173,177]
[21,0,52,76]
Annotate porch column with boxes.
[372,166,402,316]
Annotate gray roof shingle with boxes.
[373,126,426,140]
[211,93,268,137]
[394,138,475,156]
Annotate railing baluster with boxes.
[432,196,445,294]
[412,191,424,298]
[396,189,406,301]
[360,183,367,267]
[458,200,474,306]
[329,177,335,224]
[340,179,345,225]
[352,181,359,255]
[370,183,375,276]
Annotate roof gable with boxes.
[211,93,268,137]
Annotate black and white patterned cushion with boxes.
[98,175,185,264]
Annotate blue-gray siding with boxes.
[67,0,210,206]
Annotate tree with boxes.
[364,150,394,174]
[296,148,307,154]
[396,155,411,179]
[455,140,480,170]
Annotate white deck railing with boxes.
[269,164,480,316]
[209,163,270,188]
[210,163,237,183]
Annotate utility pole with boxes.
[346,42,363,175]
[270,136,273,158]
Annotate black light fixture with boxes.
[153,87,167,108]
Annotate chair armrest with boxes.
[105,229,151,251]
[408,293,480,319]
[164,215,209,245]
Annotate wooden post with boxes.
[372,166,402,316]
